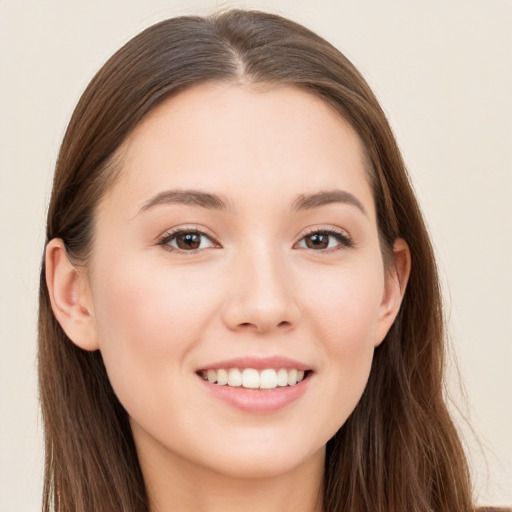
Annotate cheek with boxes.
[89,254,220,407]
[305,263,384,347]
[301,263,384,426]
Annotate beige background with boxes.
[1,0,511,510]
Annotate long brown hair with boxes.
[39,9,474,511]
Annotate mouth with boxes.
[195,356,313,412]
[197,367,312,390]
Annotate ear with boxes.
[375,238,411,346]
[45,238,99,351]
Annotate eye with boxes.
[158,229,219,253]
[296,229,353,251]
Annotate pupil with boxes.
[177,232,200,250]
[307,233,328,249]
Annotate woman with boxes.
[39,9,481,512]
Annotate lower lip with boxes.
[198,374,312,413]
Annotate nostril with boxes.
[234,320,292,333]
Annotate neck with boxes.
[137,440,325,512]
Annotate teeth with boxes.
[217,368,228,386]
[242,368,259,389]
[287,368,297,386]
[260,369,277,389]
[277,368,288,387]
[200,368,308,389]
[227,368,243,387]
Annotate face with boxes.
[82,83,403,479]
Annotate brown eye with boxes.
[297,230,353,251]
[304,233,329,249]
[160,230,217,252]
[175,232,202,250]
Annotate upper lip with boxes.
[197,356,312,372]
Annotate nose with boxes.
[221,245,300,334]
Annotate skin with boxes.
[46,83,410,512]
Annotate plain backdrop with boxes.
[1,1,511,510]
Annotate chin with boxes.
[196,441,325,481]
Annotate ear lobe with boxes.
[375,238,411,346]
[45,238,99,351]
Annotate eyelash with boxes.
[157,227,354,254]
[157,228,219,254]
[297,227,354,252]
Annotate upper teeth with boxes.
[200,368,306,389]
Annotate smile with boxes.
[199,368,307,390]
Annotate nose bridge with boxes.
[222,239,298,333]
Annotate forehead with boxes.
[99,82,375,219]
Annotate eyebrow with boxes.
[138,188,366,216]
[139,189,230,214]
[292,190,366,215]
